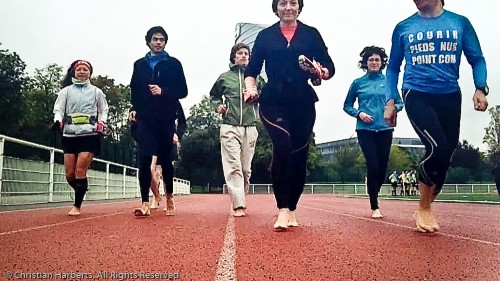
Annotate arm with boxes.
[343,81,360,118]
[96,89,109,123]
[53,88,67,122]
[175,101,187,140]
[312,28,335,80]
[462,17,487,89]
[245,31,265,80]
[385,25,405,102]
[164,59,188,100]
[209,76,224,111]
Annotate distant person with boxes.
[384,0,489,232]
[343,46,403,219]
[210,43,265,217]
[389,171,399,196]
[244,0,335,230]
[129,26,188,217]
[52,60,109,216]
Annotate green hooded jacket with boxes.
[210,64,266,126]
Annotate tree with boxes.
[484,105,500,164]
[0,45,27,136]
[185,95,221,136]
[387,146,413,176]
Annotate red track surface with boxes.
[0,195,499,280]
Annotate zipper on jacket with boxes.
[239,69,243,125]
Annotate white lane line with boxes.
[215,215,237,281]
[0,211,128,236]
[0,198,194,237]
[301,205,500,247]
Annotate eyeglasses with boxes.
[368,58,381,63]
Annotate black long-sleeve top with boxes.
[245,21,334,105]
[130,56,188,121]
[175,100,187,140]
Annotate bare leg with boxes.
[414,181,440,233]
[68,152,94,216]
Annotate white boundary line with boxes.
[301,205,500,247]
[0,211,128,236]
[215,215,237,281]
[0,198,193,237]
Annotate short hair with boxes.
[272,0,304,15]
[230,43,250,64]
[145,26,168,46]
[358,46,388,71]
[441,0,444,6]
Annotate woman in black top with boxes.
[244,0,334,230]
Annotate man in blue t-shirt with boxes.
[384,0,489,233]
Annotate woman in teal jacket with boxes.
[343,46,403,218]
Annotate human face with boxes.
[367,54,382,72]
[234,48,249,67]
[277,0,300,24]
[413,0,441,12]
[148,33,166,54]
[74,66,91,81]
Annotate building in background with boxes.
[317,137,424,160]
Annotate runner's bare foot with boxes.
[133,202,151,217]
[233,209,246,217]
[166,195,175,216]
[287,211,299,227]
[413,209,440,233]
[274,209,289,231]
[68,207,81,216]
[371,209,384,219]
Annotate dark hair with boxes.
[229,43,250,64]
[61,60,93,87]
[145,26,168,46]
[441,0,444,6]
[272,0,304,15]
[358,46,388,71]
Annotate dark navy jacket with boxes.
[245,21,334,106]
[130,56,188,121]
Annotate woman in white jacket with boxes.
[52,60,109,216]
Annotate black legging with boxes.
[357,129,393,210]
[135,119,175,203]
[260,102,315,211]
[404,90,461,193]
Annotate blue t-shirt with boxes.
[386,10,487,99]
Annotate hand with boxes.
[173,133,179,144]
[217,104,227,114]
[359,112,374,123]
[384,100,397,127]
[243,87,258,103]
[96,121,105,133]
[51,121,63,132]
[473,89,488,112]
[128,111,137,122]
[311,77,322,86]
[149,84,162,95]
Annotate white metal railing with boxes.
[223,183,497,195]
[0,134,190,206]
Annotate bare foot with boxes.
[371,209,383,219]
[233,209,246,217]
[68,207,81,216]
[133,202,151,217]
[166,195,175,216]
[150,196,161,209]
[287,211,299,227]
[274,209,289,231]
[413,209,440,233]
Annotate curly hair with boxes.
[358,46,388,71]
[229,43,250,64]
[61,60,93,87]
[272,0,304,15]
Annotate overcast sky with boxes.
[1,0,498,151]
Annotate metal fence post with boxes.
[267,184,270,194]
[471,184,474,194]
[0,137,4,204]
[311,184,314,194]
[48,149,55,203]
[123,167,126,198]
[332,184,335,194]
[455,184,458,193]
[105,163,110,200]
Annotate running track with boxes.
[0,195,499,280]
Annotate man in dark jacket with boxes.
[128,26,188,217]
